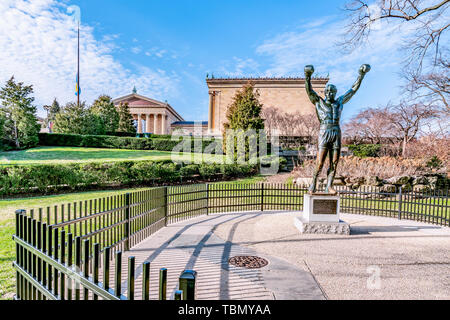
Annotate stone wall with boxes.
[294,174,449,194]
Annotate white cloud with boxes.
[131,46,142,54]
[255,16,418,86]
[145,47,169,59]
[217,57,260,77]
[0,0,178,116]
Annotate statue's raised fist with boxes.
[359,64,371,75]
[304,65,315,76]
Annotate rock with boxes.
[426,176,439,189]
[381,184,397,193]
[412,176,428,186]
[413,184,431,193]
[334,176,346,186]
[425,174,449,190]
[365,176,383,186]
[345,177,365,185]
[351,184,360,190]
[400,183,413,192]
[294,177,313,186]
[386,176,411,185]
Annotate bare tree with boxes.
[261,106,280,134]
[410,119,450,161]
[261,106,320,138]
[344,107,397,144]
[342,0,450,68]
[298,114,320,140]
[385,101,439,157]
[403,52,450,113]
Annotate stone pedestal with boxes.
[295,194,350,235]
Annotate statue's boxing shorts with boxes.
[318,124,341,150]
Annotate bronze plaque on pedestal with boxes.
[313,199,338,215]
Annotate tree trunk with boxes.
[402,136,408,158]
[14,121,20,149]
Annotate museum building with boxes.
[113,76,328,136]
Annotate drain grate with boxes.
[228,256,269,269]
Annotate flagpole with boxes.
[77,20,80,108]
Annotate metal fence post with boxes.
[398,187,403,220]
[159,268,167,300]
[179,270,196,300]
[15,210,25,300]
[206,184,209,216]
[164,187,168,226]
[125,193,131,251]
[261,184,264,212]
[174,290,183,300]
[142,262,150,301]
[127,256,135,300]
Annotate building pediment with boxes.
[113,93,184,122]
[113,93,167,107]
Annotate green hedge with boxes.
[347,144,382,158]
[38,133,222,153]
[0,160,257,196]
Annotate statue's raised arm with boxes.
[304,65,320,104]
[339,64,371,104]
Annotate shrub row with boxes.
[347,144,382,158]
[38,133,222,153]
[0,160,257,196]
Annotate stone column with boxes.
[154,114,159,135]
[162,114,166,135]
[145,114,151,133]
[208,92,214,134]
[137,114,142,134]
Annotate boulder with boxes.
[381,184,397,193]
[412,176,428,186]
[334,176,346,186]
[345,177,365,185]
[294,177,313,186]
[365,176,383,186]
[351,184,361,190]
[425,174,449,190]
[400,183,413,192]
[426,175,439,189]
[386,176,411,185]
[413,184,431,193]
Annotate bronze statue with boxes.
[305,64,371,194]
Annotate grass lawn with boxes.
[0,175,265,300]
[0,146,226,165]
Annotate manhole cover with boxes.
[228,256,269,269]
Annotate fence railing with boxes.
[14,183,449,300]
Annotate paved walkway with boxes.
[120,211,450,300]
[214,212,450,300]
[122,212,325,300]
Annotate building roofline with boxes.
[206,76,328,81]
[113,93,184,121]
[206,76,329,86]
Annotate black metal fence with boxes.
[13,183,449,300]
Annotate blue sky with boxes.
[0,0,423,121]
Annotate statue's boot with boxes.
[325,171,337,195]
[309,176,318,194]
